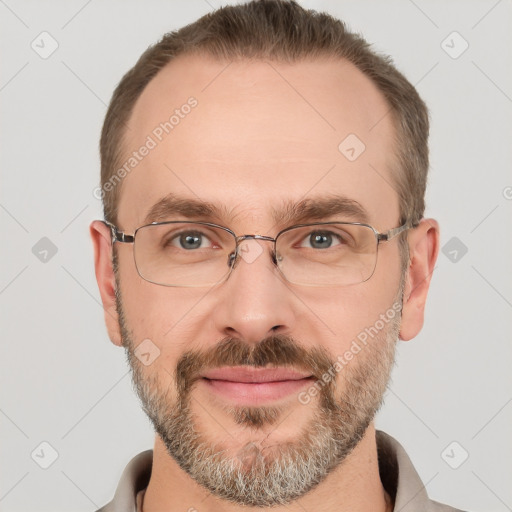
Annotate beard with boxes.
[115,268,403,507]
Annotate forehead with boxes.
[117,54,399,232]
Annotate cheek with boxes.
[295,262,402,355]
[119,268,211,365]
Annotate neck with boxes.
[141,423,392,512]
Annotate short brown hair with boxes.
[100,0,429,230]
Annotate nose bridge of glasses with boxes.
[229,234,278,268]
[235,234,276,243]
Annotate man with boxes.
[90,1,460,510]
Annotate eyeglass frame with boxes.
[101,219,414,287]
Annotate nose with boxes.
[212,238,297,344]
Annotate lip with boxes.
[201,366,312,383]
[199,366,314,405]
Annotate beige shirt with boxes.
[96,430,465,512]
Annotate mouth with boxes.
[199,366,315,405]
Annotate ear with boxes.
[89,220,123,347]
[399,218,440,341]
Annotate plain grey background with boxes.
[1,1,511,511]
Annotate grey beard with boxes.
[123,321,398,506]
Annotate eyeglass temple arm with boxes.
[376,221,415,242]
[101,220,135,244]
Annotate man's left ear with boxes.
[399,218,440,341]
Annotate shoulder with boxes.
[376,431,468,512]
[94,450,153,512]
[428,499,468,512]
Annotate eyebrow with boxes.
[142,193,369,228]
[143,194,232,225]
[276,196,369,226]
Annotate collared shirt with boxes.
[96,430,465,512]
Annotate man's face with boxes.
[113,55,404,505]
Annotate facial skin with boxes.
[91,54,439,512]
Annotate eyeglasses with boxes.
[102,219,412,288]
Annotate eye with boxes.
[298,230,347,250]
[166,230,213,250]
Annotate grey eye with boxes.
[179,233,202,249]
[300,231,343,249]
[311,232,332,249]
[165,231,211,250]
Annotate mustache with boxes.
[175,334,336,397]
